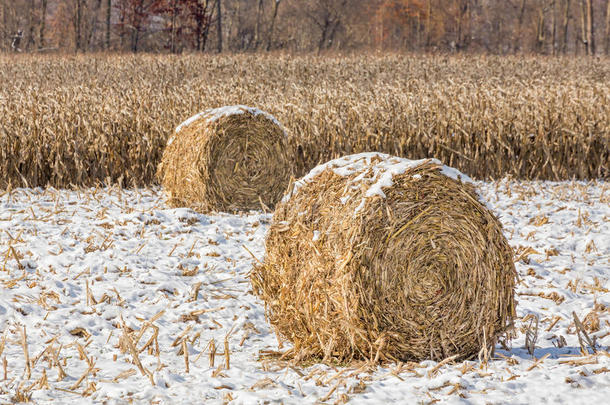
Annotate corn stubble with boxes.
[0,53,608,189]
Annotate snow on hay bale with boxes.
[251,152,516,363]
[158,105,292,212]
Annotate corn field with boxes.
[0,53,608,188]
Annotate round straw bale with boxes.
[158,105,292,212]
[251,152,516,363]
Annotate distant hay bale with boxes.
[252,153,516,363]
[158,105,292,212]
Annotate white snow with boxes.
[0,179,608,404]
[174,105,287,136]
[282,152,474,209]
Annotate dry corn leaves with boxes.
[0,54,608,190]
[528,215,549,227]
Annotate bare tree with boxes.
[551,0,557,54]
[217,0,222,52]
[455,0,470,51]
[266,0,282,50]
[169,0,177,52]
[562,0,570,53]
[40,0,48,48]
[0,2,4,50]
[302,0,348,53]
[580,0,588,54]
[106,0,112,50]
[585,0,595,55]
[115,0,160,52]
[536,4,545,52]
[253,0,263,49]
[86,0,103,49]
[605,0,610,54]
[75,0,83,51]
[0,0,602,55]
[181,0,216,52]
[514,0,527,52]
[425,0,431,48]
[26,0,35,49]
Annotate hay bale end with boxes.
[252,152,516,363]
[158,105,292,213]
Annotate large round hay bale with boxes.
[251,153,516,363]
[158,105,292,212]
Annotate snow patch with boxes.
[0,183,608,403]
[282,152,473,206]
[175,105,287,136]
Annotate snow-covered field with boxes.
[0,180,608,404]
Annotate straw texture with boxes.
[251,153,516,363]
[158,106,292,213]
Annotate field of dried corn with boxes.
[0,53,608,189]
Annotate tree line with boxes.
[1,0,609,55]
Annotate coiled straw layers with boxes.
[158,105,291,212]
[252,153,516,363]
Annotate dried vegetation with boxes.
[0,53,608,189]
[158,106,292,213]
[252,155,516,363]
[0,181,608,402]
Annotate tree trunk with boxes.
[202,19,211,52]
[132,5,139,52]
[216,0,222,53]
[515,0,526,52]
[76,0,82,52]
[327,18,341,50]
[106,0,111,50]
[132,17,140,53]
[195,1,202,51]
[26,0,35,50]
[133,29,140,52]
[581,0,588,54]
[200,0,212,53]
[551,0,557,55]
[562,0,570,53]
[87,0,103,50]
[536,7,545,52]
[229,0,240,50]
[466,0,472,49]
[416,12,421,49]
[586,0,595,54]
[318,17,330,53]
[425,0,431,48]
[0,2,4,51]
[456,2,464,50]
[170,0,176,53]
[253,0,264,49]
[605,0,610,54]
[40,0,47,49]
[266,0,281,51]
[119,7,125,49]
[131,0,145,53]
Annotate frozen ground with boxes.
[0,180,608,404]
